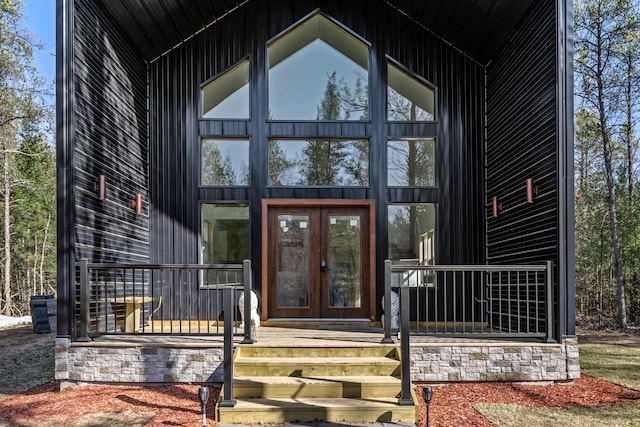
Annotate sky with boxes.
[22,0,56,93]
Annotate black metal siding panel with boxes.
[486,0,557,266]
[149,1,485,268]
[73,1,149,264]
[381,3,485,265]
[149,6,252,264]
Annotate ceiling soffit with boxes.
[97,0,535,64]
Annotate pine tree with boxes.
[0,0,49,315]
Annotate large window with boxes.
[387,61,435,121]
[201,204,249,263]
[201,204,250,286]
[201,138,249,186]
[201,60,250,119]
[268,138,369,186]
[387,138,436,187]
[268,13,369,120]
[388,204,436,265]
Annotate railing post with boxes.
[77,259,91,342]
[219,287,236,408]
[545,261,556,343]
[398,285,413,405]
[382,259,393,343]
[241,259,255,344]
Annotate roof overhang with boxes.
[97,0,535,64]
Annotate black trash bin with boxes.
[30,295,53,333]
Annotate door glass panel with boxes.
[276,214,310,307]
[328,215,361,308]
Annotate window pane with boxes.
[329,215,361,308]
[268,139,369,186]
[387,62,435,121]
[388,204,436,265]
[201,138,249,186]
[276,214,310,307]
[387,139,436,186]
[202,60,249,119]
[202,204,249,264]
[201,204,249,286]
[268,14,369,120]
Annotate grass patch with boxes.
[579,343,640,390]
[475,403,640,427]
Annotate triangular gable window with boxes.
[202,59,249,119]
[268,13,369,121]
[387,61,435,121]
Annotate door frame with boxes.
[261,199,376,321]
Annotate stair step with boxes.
[217,344,418,424]
[217,397,418,424]
[234,375,401,398]
[237,345,398,358]
[234,356,401,377]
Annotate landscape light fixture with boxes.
[198,386,209,427]
[422,386,433,427]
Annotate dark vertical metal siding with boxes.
[73,1,149,263]
[148,0,485,267]
[382,4,485,265]
[486,0,557,265]
[149,6,252,264]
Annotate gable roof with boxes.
[97,0,535,64]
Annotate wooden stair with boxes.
[216,345,419,424]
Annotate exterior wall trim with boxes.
[56,0,76,339]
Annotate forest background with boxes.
[1,0,639,333]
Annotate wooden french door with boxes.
[266,205,371,319]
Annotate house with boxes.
[55,0,578,422]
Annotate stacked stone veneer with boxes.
[55,338,224,386]
[55,338,580,386]
[410,338,580,382]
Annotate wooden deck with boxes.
[88,323,541,347]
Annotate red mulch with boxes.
[416,375,640,426]
[0,376,639,426]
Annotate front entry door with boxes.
[267,206,370,319]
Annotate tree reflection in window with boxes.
[387,61,435,121]
[388,204,436,262]
[268,139,368,186]
[201,138,249,186]
[387,139,436,187]
[268,13,369,120]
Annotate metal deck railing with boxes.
[382,260,555,342]
[382,260,556,404]
[74,259,255,343]
[73,258,554,407]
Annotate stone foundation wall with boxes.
[55,339,224,385]
[410,338,580,382]
[55,338,580,386]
